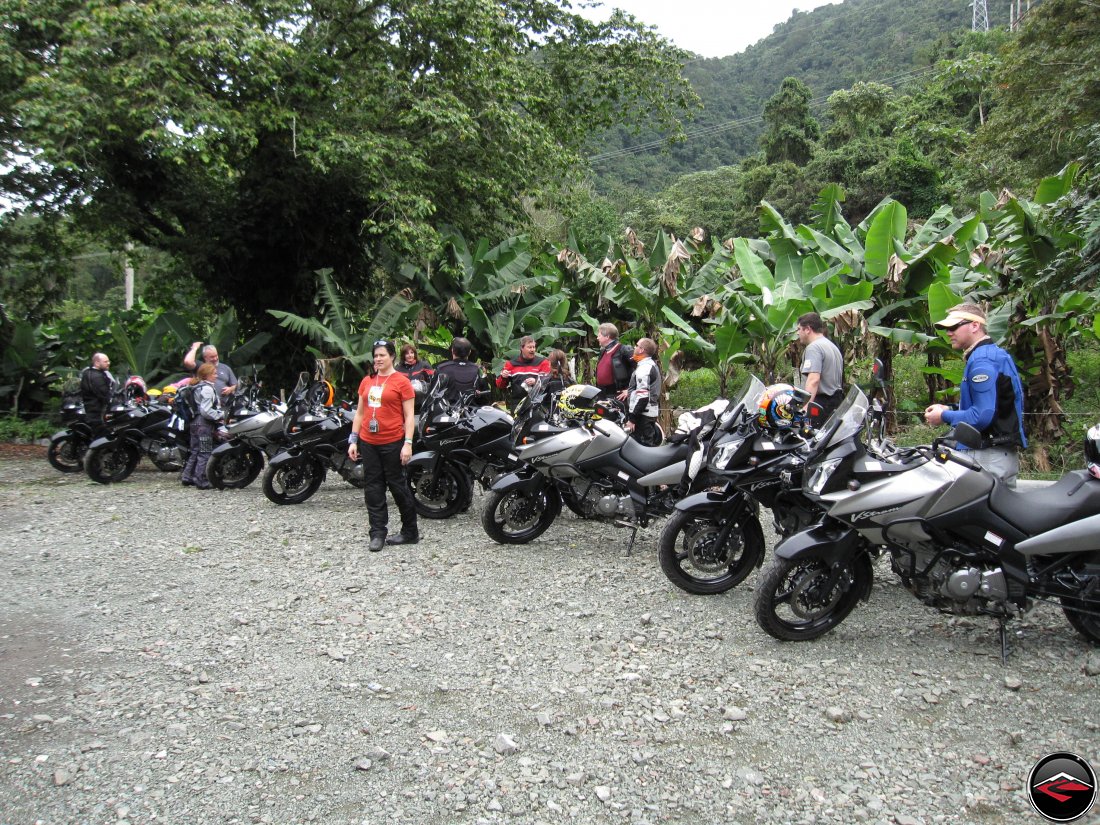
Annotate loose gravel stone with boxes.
[0,453,1097,824]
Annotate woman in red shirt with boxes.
[348,340,418,551]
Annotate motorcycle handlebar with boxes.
[935,446,983,473]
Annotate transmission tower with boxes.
[971,0,990,30]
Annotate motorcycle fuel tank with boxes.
[516,426,594,468]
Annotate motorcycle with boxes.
[659,365,893,596]
[480,376,708,553]
[205,383,288,489]
[752,388,1100,656]
[83,387,191,483]
[408,375,566,519]
[260,379,365,505]
[46,394,93,473]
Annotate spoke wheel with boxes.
[754,552,869,641]
[261,459,324,505]
[207,448,264,489]
[409,462,471,519]
[481,486,561,544]
[85,443,140,484]
[47,435,86,473]
[658,509,765,595]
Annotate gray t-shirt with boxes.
[800,336,843,397]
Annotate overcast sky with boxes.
[580,0,841,59]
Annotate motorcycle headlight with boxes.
[710,438,745,470]
[805,457,843,496]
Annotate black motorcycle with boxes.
[260,380,365,505]
[659,366,893,596]
[407,375,559,519]
[47,394,93,473]
[205,384,287,489]
[752,389,1100,656]
[83,389,190,483]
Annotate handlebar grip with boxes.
[937,448,982,472]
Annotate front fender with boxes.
[50,429,74,444]
[267,449,309,470]
[489,467,547,494]
[88,435,118,451]
[773,520,875,602]
[674,488,745,515]
[211,439,245,456]
[407,450,440,471]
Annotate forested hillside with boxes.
[591,0,971,191]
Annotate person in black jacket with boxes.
[432,338,490,405]
[79,352,117,437]
[595,323,634,398]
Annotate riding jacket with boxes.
[942,339,1027,449]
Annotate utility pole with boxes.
[971,0,990,31]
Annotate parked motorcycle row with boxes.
[47,367,1100,654]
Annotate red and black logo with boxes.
[1027,751,1096,822]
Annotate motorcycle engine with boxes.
[570,478,633,519]
[898,549,1010,614]
[156,445,183,463]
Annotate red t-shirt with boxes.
[357,372,414,445]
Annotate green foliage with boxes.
[3,0,697,330]
[0,415,54,442]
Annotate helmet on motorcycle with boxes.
[124,375,148,400]
[1086,422,1100,480]
[757,383,810,431]
[557,384,603,425]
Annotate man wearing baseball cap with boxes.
[924,302,1027,487]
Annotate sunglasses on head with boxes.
[373,340,391,349]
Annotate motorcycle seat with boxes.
[620,437,693,475]
[989,470,1100,534]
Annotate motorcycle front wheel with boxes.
[85,443,141,484]
[753,552,870,641]
[261,459,325,505]
[658,509,765,595]
[481,486,562,544]
[409,462,471,519]
[47,435,87,473]
[207,447,264,489]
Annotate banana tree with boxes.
[268,268,416,389]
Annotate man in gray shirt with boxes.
[184,341,238,397]
[797,312,844,418]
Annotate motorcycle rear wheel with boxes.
[481,487,561,544]
[47,435,86,473]
[207,448,264,489]
[409,462,471,519]
[262,459,325,505]
[658,509,765,595]
[1061,551,1100,644]
[754,552,869,641]
[85,443,141,484]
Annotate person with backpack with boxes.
[595,323,634,399]
[180,363,225,489]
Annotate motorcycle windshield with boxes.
[812,386,869,451]
[719,375,766,430]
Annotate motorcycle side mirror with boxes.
[871,357,889,386]
[952,422,982,450]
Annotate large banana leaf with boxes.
[732,238,774,296]
[864,200,907,280]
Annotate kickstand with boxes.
[998,618,1010,666]
[625,525,638,556]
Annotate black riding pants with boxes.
[361,438,418,540]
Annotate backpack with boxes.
[171,384,199,429]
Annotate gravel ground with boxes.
[1,451,1099,825]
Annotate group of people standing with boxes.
[77,303,1029,556]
